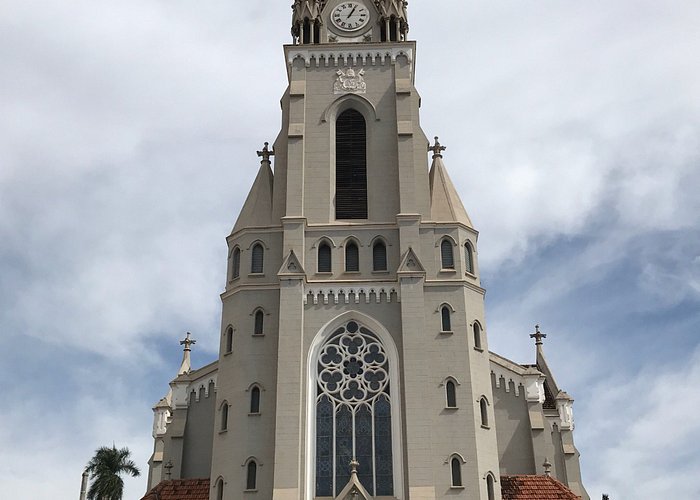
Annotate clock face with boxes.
[331,2,370,32]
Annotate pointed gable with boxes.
[428,155,473,227]
[141,478,210,500]
[232,161,274,233]
[278,249,306,277]
[397,246,426,276]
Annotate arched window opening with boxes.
[216,478,224,500]
[250,386,261,414]
[345,241,359,272]
[302,18,311,44]
[254,310,264,336]
[251,244,264,274]
[221,403,229,431]
[441,306,452,332]
[246,461,257,490]
[313,21,320,44]
[487,474,495,500]
[231,247,240,280]
[373,241,387,271]
[318,242,332,273]
[480,397,489,427]
[473,322,482,350]
[446,380,457,408]
[380,19,387,42]
[389,15,398,42]
[465,242,474,274]
[225,327,233,353]
[315,320,394,497]
[451,457,463,487]
[336,109,367,219]
[441,240,454,269]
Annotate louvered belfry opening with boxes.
[335,109,368,219]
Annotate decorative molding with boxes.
[304,283,399,304]
[491,368,523,397]
[287,46,414,73]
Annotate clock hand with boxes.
[346,6,357,19]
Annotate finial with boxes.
[428,136,446,158]
[257,141,275,163]
[349,458,360,475]
[180,331,196,352]
[164,460,173,480]
[530,324,546,346]
[602,495,610,500]
[542,457,552,477]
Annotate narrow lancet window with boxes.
[216,478,224,500]
[446,380,457,408]
[225,327,233,353]
[345,241,359,272]
[221,403,228,431]
[473,322,482,350]
[251,244,264,273]
[231,247,240,280]
[441,306,451,332]
[487,474,495,500]
[254,310,264,336]
[318,242,332,273]
[441,240,454,269]
[250,386,261,414]
[480,397,489,427]
[373,241,387,271]
[246,461,257,490]
[465,242,474,274]
[336,109,367,219]
[451,457,463,487]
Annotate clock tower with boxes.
[146,2,590,500]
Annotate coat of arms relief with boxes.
[334,68,367,94]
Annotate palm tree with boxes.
[85,445,140,500]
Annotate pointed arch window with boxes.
[446,380,457,408]
[250,386,261,414]
[345,241,359,272]
[318,242,332,273]
[373,241,387,271]
[231,247,241,280]
[246,461,257,490]
[441,306,452,332]
[487,473,496,500]
[254,310,264,336]
[216,477,224,500]
[251,244,264,274]
[221,402,229,431]
[315,320,394,497]
[441,240,454,269]
[451,457,463,487]
[336,109,367,219]
[473,322,482,350]
[225,326,233,353]
[465,242,474,274]
[480,397,489,428]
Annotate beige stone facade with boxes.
[146,2,589,499]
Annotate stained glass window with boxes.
[315,320,394,496]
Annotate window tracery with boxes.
[315,320,393,497]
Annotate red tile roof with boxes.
[501,475,581,500]
[141,478,210,500]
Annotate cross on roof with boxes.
[428,136,446,158]
[530,324,547,346]
[180,332,196,352]
[257,141,275,163]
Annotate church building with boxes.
[143,2,589,499]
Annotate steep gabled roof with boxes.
[232,160,274,233]
[501,475,581,500]
[141,478,210,500]
[428,154,473,227]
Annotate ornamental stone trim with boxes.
[304,284,400,305]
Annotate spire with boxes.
[178,332,196,375]
[428,137,473,227]
[530,324,562,397]
[530,324,546,346]
[232,142,275,233]
[543,457,552,477]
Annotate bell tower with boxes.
[210,1,501,498]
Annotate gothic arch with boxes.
[305,311,404,500]
[312,236,337,248]
[322,93,379,124]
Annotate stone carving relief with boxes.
[334,68,366,94]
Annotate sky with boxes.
[1,1,699,499]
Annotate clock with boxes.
[331,2,370,32]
